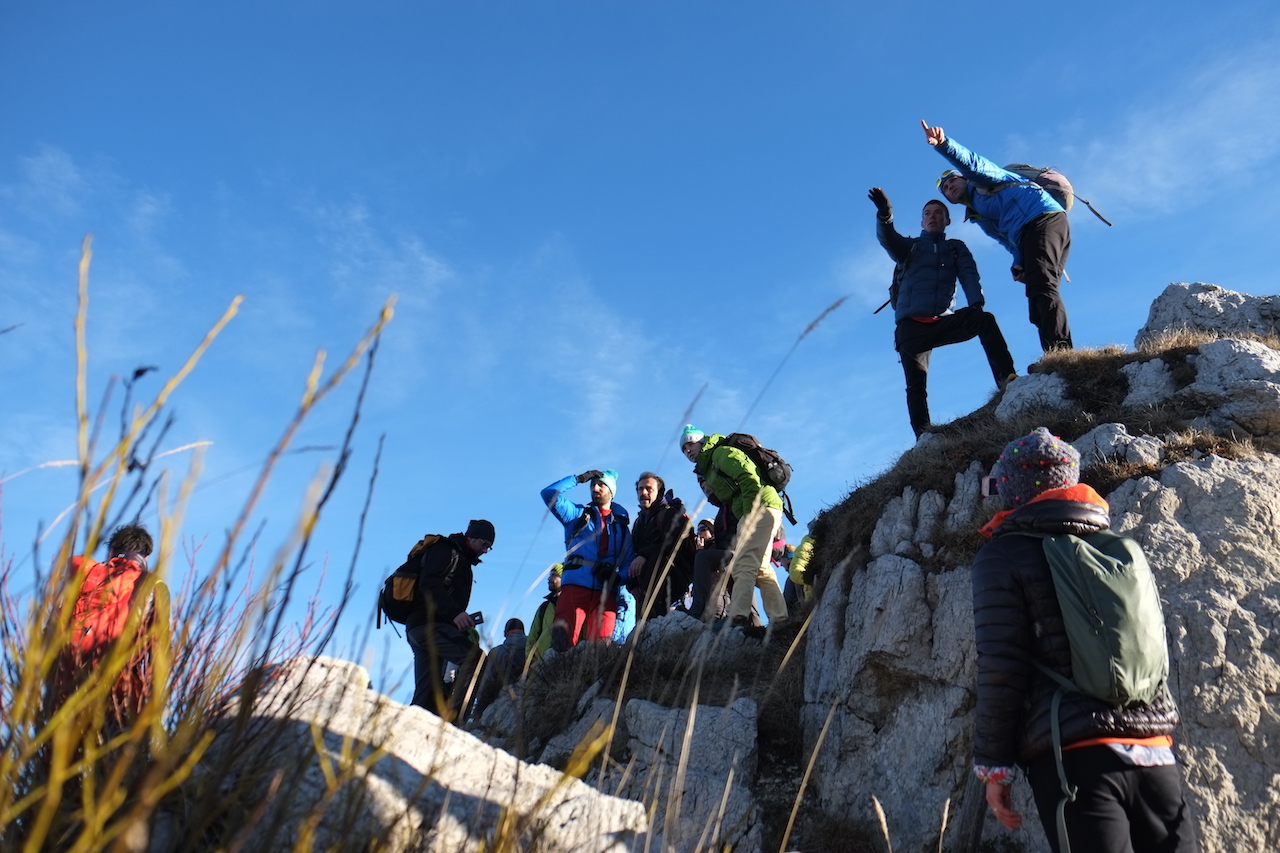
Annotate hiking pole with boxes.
[873,298,891,315]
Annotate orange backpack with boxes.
[68,555,153,658]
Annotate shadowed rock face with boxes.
[189,656,649,853]
[804,285,1280,852]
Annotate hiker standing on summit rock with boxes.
[970,428,1197,851]
[869,187,1017,437]
[923,120,1074,352]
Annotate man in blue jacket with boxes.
[541,469,631,650]
[870,187,1016,437]
[923,120,1073,352]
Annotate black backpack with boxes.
[719,433,797,525]
[377,533,444,628]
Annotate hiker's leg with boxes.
[895,321,933,436]
[974,311,1016,384]
[1027,746,1132,853]
[1127,764,1199,853]
[585,589,618,641]
[407,625,442,709]
[689,548,722,620]
[1020,211,1073,352]
[726,505,775,622]
[446,637,483,722]
[553,584,591,649]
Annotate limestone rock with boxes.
[1121,358,1177,407]
[1135,282,1280,347]
[1177,338,1280,436]
[869,486,920,559]
[195,656,649,853]
[995,372,1072,420]
[1074,423,1166,470]
[602,698,761,853]
[1107,455,1280,852]
[803,553,977,852]
[629,609,705,654]
[540,695,618,770]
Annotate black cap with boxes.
[466,518,496,543]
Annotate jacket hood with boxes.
[980,483,1110,539]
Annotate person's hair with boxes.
[923,199,951,224]
[504,617,525,634]
[108,523,153,558]
[635,471,665,496]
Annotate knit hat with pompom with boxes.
[992,427,1081,507]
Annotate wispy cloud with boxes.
[1065,39,1280,217]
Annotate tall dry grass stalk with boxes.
[0,239,394,853]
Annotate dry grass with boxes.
[0,240,398,853]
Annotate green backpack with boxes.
[1021,530,1169,706]
[1015,529,1171,853]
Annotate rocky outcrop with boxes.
[805,285,1280,852]
[183,656,649,853]
[1136,282,1280,347]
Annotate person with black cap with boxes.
[971,429,1196,851]
[405,518,494,723]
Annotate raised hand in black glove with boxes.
[868,187,892,221]
[576,469,605,484]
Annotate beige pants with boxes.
[726,504,788,624]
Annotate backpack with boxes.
[1014,530,1170,853]
[974,164,1113,226]
[377,533,445,628]
[68,555,161,655]
[718,433,797,525]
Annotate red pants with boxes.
[553,584,617,648]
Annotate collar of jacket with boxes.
[695,434,726,475]
[979,483,1109,539]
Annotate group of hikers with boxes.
[387,423,817,723]
[55,123,1200,851]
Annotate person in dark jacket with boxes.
[923,120,1073,352]
[619,472,695,621]
[869,188,1017,437]
[471,617,527,723]
[405,519,494,721]
[971,428,1196,851]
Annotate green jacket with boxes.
[526,593,557,662]
[694,434,783,520]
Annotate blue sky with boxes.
[4,1,1280,703]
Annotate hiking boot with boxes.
[1000,372,1018,392]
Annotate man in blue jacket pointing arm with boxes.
[923,120,1073,353]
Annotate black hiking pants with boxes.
[1026,745,1198,853]
[407,622,480,722]
[895,307,1016,437]
[1020,210,1073,352]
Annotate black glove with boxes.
[576,469,605,484]
[868,187,892,221]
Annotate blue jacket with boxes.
[877,218,983,322]
[541,475,631,591]
[937,137,1064,269]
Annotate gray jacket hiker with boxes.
[870,189,1016,437]
[472,619,527,722]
